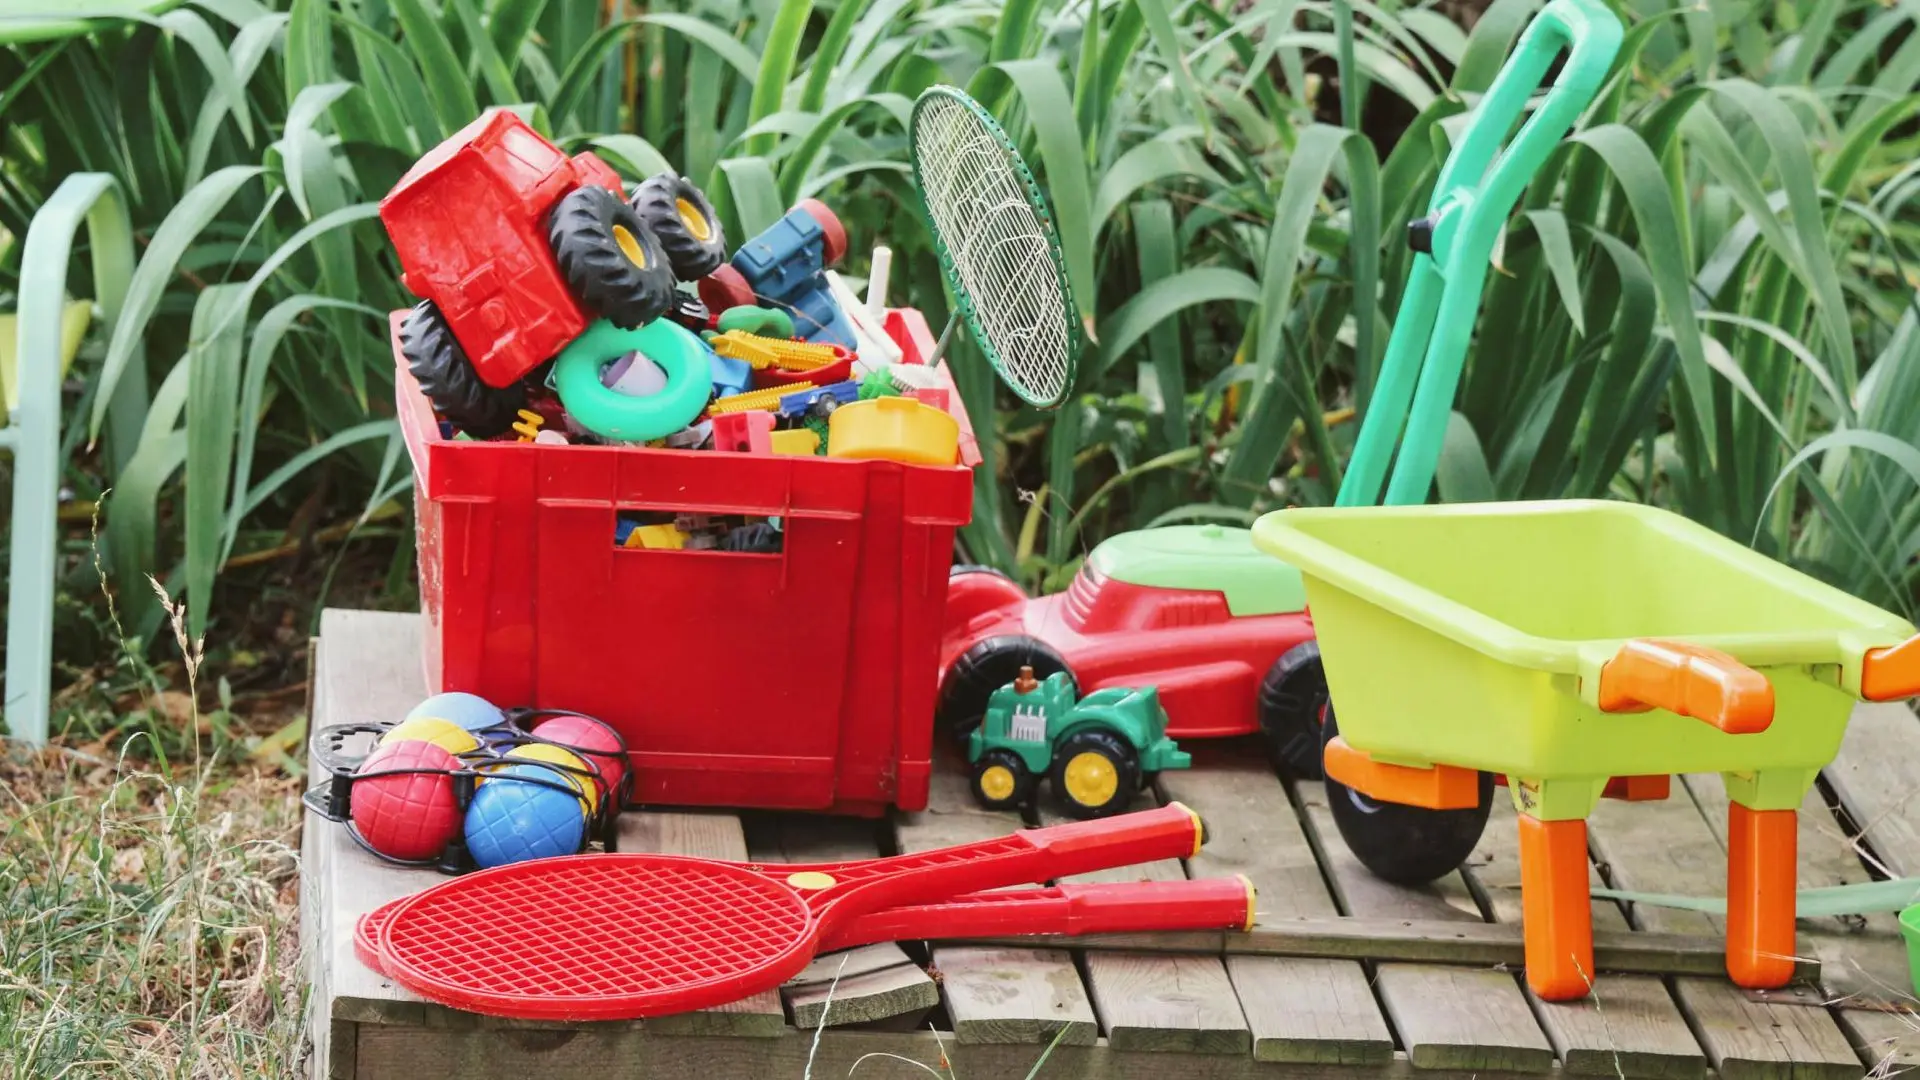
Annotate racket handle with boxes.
[1016,801,1208,874]
[828,877,1256,951]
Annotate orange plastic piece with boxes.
[1862,634,1920,702]
[1323,737,1481,810]
[1597,639,1774,734]
[1518,815,1595,1001]
[1602,774,1671,802]
[1725,804,1797,988]
[707,381,816,416]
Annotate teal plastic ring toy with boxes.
[553,319,712,443]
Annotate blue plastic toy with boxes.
[464,764,589,869]
[700,200,859,352]
[779,380,861,417]
[408,691,506,734]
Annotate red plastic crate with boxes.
[395,310,975,816]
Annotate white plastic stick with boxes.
[866,245,892,316]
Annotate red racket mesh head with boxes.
[376,855,815,1019]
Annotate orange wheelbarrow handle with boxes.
[1863,634,1920,702]
[1597,639,1774,734]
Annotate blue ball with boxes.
[408,692,506,734]
[464,764,588,869]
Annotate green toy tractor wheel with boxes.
[971,749,1034,812]
[1320,706,1492,885]
[549,185,679,329]
[401,299,525,438]
[1050,729,1140,819]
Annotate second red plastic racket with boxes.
[373,802,1209,1019]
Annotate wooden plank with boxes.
[1837,1011,1920,1077]
[742,813,937,1029]
[615,811,789,1036]
[1467,798,1707,1079]
[352,1023,1543,1080]
[1042,796,1252,1055]
[934,916,1814,975]
[1158,743,1395,1064]
[1826,702,1920,872]
[891,751,1100,1047]
[1587,782,1865,1080]
[1299,781,1557,1072]
[1682,774,1911,1008]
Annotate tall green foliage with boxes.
[2,0,1917,646]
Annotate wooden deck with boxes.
[302,610,1920,1080]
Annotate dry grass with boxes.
[0,746,307,1078]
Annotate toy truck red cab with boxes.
[937,525,1330,775]
[381,110,689,438]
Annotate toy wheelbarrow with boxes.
[1252,499,1920,1000]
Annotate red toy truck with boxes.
[381,110,718,438]
[937,524,1329,776]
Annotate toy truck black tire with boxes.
[971,749,1035,812]
[549,184,679,329]
[938,635,1072,744]
[1259,640,1329,779]
[1320,706,1492,885]
[630,172,728,281]
[1049,729,1140,819]
[401,300,526,438]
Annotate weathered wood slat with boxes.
[891,755,1100,1047]
[743,813,937,1029]
[1159,744,1394,1064]
[1042,796,1252,1054]
[1468,798,1706,1079]
[614,812,788,1036]
[1586,782,1865,1080]
[1299,782,1557,1072]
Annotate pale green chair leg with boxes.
[3,174,138,745]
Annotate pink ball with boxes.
[352,740,462,860]
[532,715,628,808]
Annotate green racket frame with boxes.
[908,85,1083,409]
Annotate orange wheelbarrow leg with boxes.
[1726,803,1796,988]
[1518,815,1594,1000]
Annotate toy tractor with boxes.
[968,666,1191,818]
[381,110,728,437]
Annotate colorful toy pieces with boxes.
[969,666,1189,818]
[305,695,632,873]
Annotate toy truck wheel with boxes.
[1049,729,1140,819]
[1259,641,1329,779]
[938,635,1072,745]
[971,750,1034,811]
[630,172,728,280]
[549,185,679,329]
[1320,706,1493,886]
[400,300,526,438]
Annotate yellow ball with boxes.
[497,743,596,813]
[379,716,480,756]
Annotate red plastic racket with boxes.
[372,802,1209,1020]
[354,875,1256,976]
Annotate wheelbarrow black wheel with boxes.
[1320,706,1493,886]
[937,635,1072,746]
[401,300,525,438]
[629,172,728,281]
[1259,640,1329,779]
[970,749,1034,812]
[1050,729,1140,819]
[549,184,679,329]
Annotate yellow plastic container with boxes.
[827,397,958,466]
[1252,499,1918,816]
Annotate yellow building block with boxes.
[769,429,820,456]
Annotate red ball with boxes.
[532,715,628,808]
[352,740,461,860]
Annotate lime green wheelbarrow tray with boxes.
[1245,0,1920,1004]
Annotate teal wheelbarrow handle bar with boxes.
[1335,0,1625,509]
